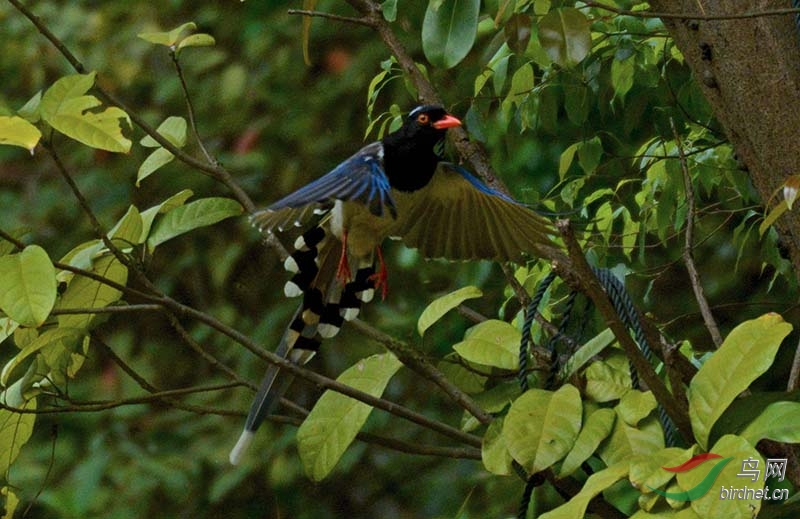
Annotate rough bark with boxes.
[648,0,800,280]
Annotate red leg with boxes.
[336,230,351,283]
[369,246,388,300]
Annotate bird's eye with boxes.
[416,113,430,125]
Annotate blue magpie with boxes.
[230,105,554,464]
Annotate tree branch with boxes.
[671,119,724,348]
[582,1,800,21]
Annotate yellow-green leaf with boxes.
[540,461,630,519]
[0,245,57,327]
[139,189,195,243]
[177,33,216,51]
[0,328,83,386]
[688,313,792,449]
[147,197,243,249]
[0,116,41,151]
[108,205,144,246]
[584,351,632,402]
[137,147,175,186]
[418,286,482,336]
[2,486,20,519]
[301,0,318,65]
[559,408,615,478]
[759,199,788,236]
[140,116,187,148]
[296,353,402,481]
[503,385,582,473]
[740,401,800,446]
[0,384,36,475]
[616,390,657,427]
[56,255,128,331]
[40,73,131,153]
[482,416,513,475]
[138,22,197,46]
[453,319,520,370]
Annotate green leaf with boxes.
[558,408,615,478]
[437,354,486,394]
[381,0,398,22]
[740,401,800,446]
[17,91,42,122]
[611,57,635,101]
[107,205,144,246]
[482,416,513,475]
[301,0,318,65]
[176,33,216,51]
[0,245,57,327]
[537,8,591,67]
[138,22,197,46]
[578,136,603,175]
[139,189,195,243]
[540,462,630,519]
[598,415,664,467]
[759,200,788,236]
[137,147,175,186]
[40,73,131,153]
[629,447,695,497]
[558,142,579,179]
[418,285,482,336]
[584,351,632,402]
[147,197,243,249]
[56,255,128,331]
[140,116,187,148]
[0,387,36,475]
[0,328,83,386]
[296,353,402,481]
[616,390,657,426]
[453,319,520,370]
[0,318,20,347]
[2,486,20,519]
[503,385,582,473]
[688,313,792,449]
[560,328,615,379]
[422,0,480,69]
[0,116,41,151]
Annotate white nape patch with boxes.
[340,307,360,321]
[318,323,341,339]
[293,235,307,250]
[358,288,375,303]
[229,430,254,465]
[284,281,303,298]
[283,255,299,273]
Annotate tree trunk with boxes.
[648,0,800,280]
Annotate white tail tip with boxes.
[229,430,255,465]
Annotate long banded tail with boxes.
[231,218,376,464]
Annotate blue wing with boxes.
[268,141,395,217]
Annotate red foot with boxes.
[369,246,388,300]
[337,230,351,283]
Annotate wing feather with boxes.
[394,163,555,261]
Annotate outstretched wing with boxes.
[392,163,555,262]
[251,141,397,233]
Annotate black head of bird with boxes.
[381,105,462,192]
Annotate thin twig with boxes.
[670,119,723,348]
[350,318,493,426]
[788,335,800,391]
[51,304,164,315]
[582,1,800,21]
[287,8,376,27]
[170,50,217,165]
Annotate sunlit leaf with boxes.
[598,415,664,467]
[759,199,787,236]
[417,285,482,336]
[0,116,41,152]
[422,0,480,69]
[482,416,513,475]
[56,255,128,330]
[138,22,197,46]
[540,461,630,519]
[688,313,792,449]
[538,8,591,67]
[503,385,582,473]
[137,147,175,186]
[107,205,144,246]
[560,328,615,379]
[40,72,131,153]
[296,353,402,481]
[140,116,187,148]
[139,189,195,243]
[740,401,800,446]
[2,486,20,519]
[453,319,520,370]
[176,33,216,51]
[147,197,243,249]
[615,390,657,427]
[584,351,632,402]
[559,408,615,478]
[0,328,83,386]
[0,383,36,475]
[0,245,57,327]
